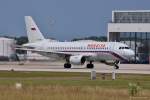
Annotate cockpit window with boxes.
[125,47,130,49]
[119,47,130,49]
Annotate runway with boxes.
[0,61,150,74]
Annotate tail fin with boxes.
[25,16,45,43]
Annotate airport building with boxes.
[0,37,16,60]
[108,10,150,64]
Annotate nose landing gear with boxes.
[100,60,120,69]
[114,60,120,69]
[114,64,119,69]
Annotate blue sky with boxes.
[0,0,150,40]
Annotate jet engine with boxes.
[69,55,86,65]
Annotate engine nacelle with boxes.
[69,55,86,65]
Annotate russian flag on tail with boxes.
[31,27,36,30]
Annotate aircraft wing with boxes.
[15,47,72,56]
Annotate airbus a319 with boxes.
[16,16,135,69]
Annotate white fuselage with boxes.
[24,40,135,62]
[21,16,135,68]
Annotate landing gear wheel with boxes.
[64,63,71,68]
[87,61,94,69]
[86,63,94,68]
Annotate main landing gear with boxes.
[64,61,94,69]
[64,57,71,68]
[64,63,71,68]
[86,61,94,69]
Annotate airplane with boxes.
[16,16,135,69]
